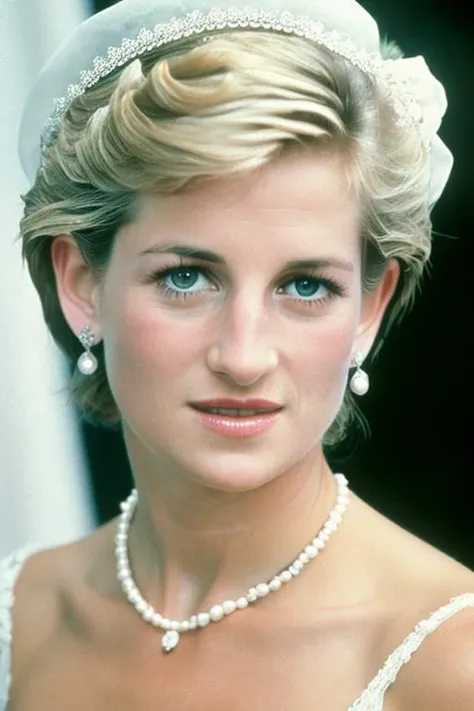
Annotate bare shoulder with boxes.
[9,522,115,682]
[351,495,474,709]
[391,585,474,710]
[11,546,69,652]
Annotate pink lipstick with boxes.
[189,398,283,438]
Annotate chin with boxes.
[178,446,307,494]
[184,456,277,492]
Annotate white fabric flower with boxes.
[386,55,448,138]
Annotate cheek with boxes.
[102,292,203,391]
[291,316,356,400]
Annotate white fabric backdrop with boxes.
[0,0,96,557]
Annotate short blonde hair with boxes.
[19,31,432,446]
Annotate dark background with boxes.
[83,0,473,568]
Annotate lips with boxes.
[191,405,282,437]
[190,398,282,414]
[195,407,275,417]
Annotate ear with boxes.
[353,258,400,359]
[50,235,103,343]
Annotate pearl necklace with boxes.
[115,473,349,653]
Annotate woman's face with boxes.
[86,149,397,491]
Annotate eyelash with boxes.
[145,261,347,308]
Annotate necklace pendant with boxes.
[162,630,180,652]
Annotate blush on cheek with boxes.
[304,318,354,370]
[294,321,355,429]
[104,297,205,408]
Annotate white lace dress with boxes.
[1,546,473,711]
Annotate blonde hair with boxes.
[19,31,432,446]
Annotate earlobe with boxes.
[51,234,102,340]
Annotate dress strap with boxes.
[348,592,474,711]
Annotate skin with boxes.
[8,148,474,710]
[52,148,398,616]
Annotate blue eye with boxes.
[147,265,215,301]
[166,268,202,292]
[283,276,329,301]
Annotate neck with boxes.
[121,441,340,621]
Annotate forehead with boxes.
[122,148,360,258]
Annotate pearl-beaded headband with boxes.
[18,0,453,204]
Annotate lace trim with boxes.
[0,545,44,708]
[348,592,474,711]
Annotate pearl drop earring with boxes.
[77,326,98,375]
[349,351,369,396]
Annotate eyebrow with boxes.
[138,244,354,272]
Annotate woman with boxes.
[1,0,473,708]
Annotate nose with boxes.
[206,293,279,387]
